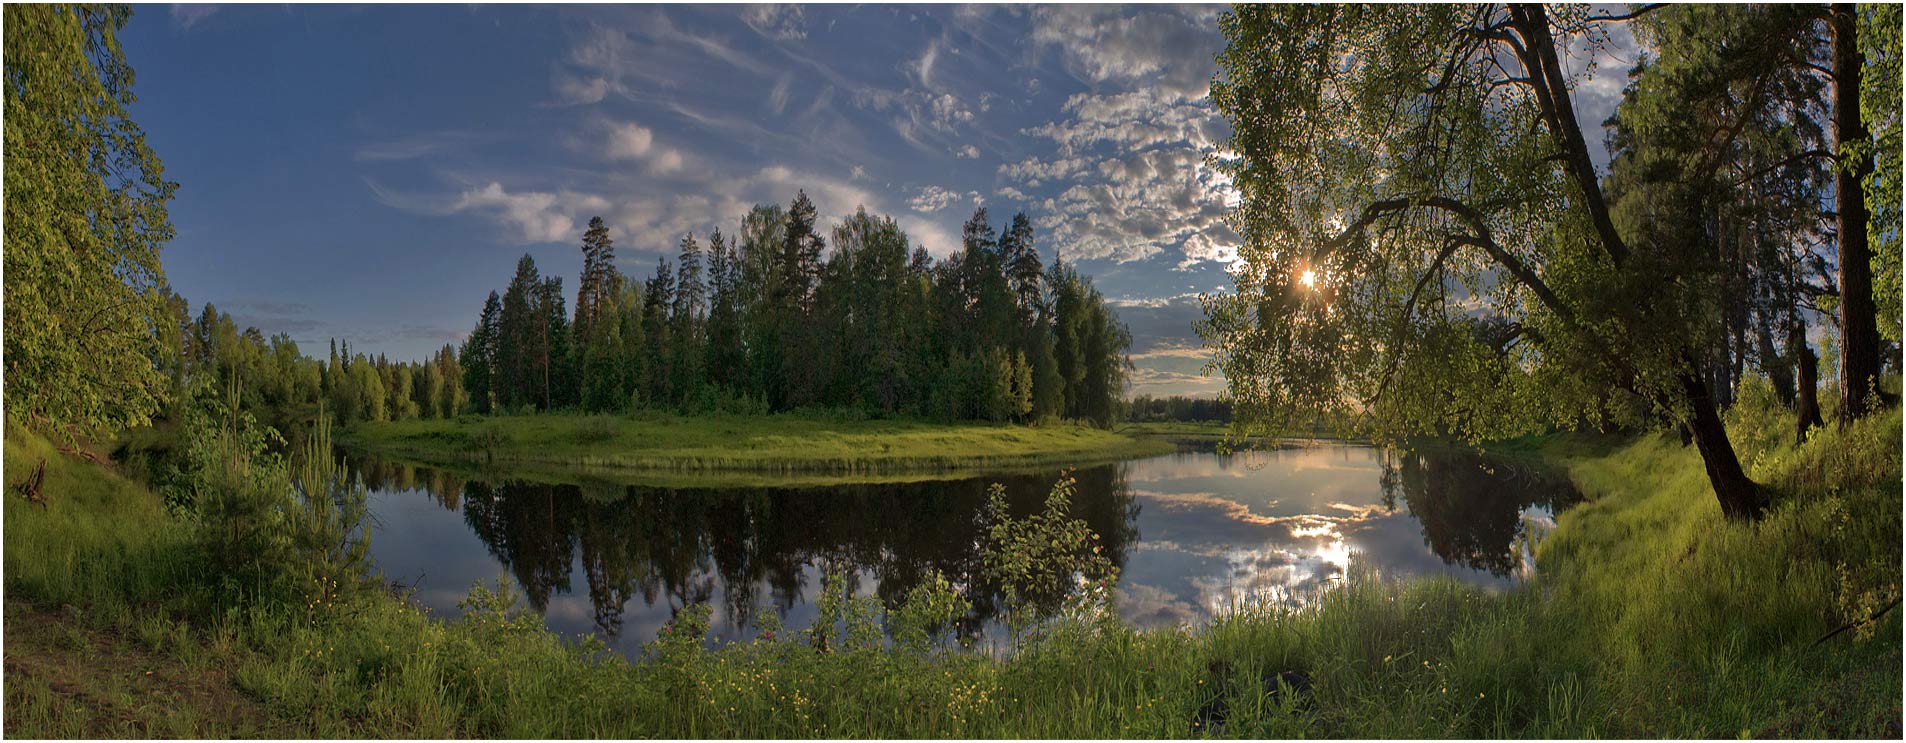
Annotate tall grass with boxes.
[6,383,1900,738]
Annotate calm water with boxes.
[343,442,1579,656]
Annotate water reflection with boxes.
[346,441,1579,656]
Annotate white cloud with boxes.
[605,122,654,160]
[452,182,611,244]
[956,144,980,159]
[915,37,942,90]
[741,4,808,41]
[997,156,1091,187]
[1029,5,1220,100]
[651,148,685,174]
[909,185,961,213]
[354,130,479,162]
[1001,70,1238,265]
[599,120,688,174]
[767,73,795,115]
[171,4,219,30]
[930,93,974,131]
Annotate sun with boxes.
[1298,269,1318,288]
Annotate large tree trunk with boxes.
[1678,366,1763,521]
[1796,338,1826,443]
[1758,321,1797,406]
[1833,5,1881,422]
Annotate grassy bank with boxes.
[340,412,1174,481]
[6,393,1900,737]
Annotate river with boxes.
[343,441,1580,657]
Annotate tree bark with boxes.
[1678,366,1763,520]
[1796,338,1826,444]
[1833,5,1881,422]
[1758,321,1797,406]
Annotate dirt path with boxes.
[3,599,280,738]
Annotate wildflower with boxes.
[1383,655,1392,663]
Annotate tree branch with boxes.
[1510,3,1631,267]
[1584,4,1664,24]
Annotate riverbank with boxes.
[340,413,1174,481]
[1117,420,1359,448]
[5,395,1899,737]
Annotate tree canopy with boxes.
[1203,3,1900,519]
[4,4,177,441]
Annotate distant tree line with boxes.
[456,192,1133,426]
[1124,395,1232,424]
[146,298,468,445]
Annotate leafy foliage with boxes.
[979,472,1120,641]
[4,4,176,441]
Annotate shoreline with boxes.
[340,413,1177,484]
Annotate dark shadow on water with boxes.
[1384,445,1584,578]
[343,452,1137,645]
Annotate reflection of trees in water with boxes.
[344,452,1136,641]
[1386,447,1582,577]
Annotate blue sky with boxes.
[127,4,1643,399]
[126,3,1244,397]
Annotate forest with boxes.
[123,196,1134,455]
[457,197,1132,426]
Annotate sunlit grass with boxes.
[342,411,1172,481]
[5,385,1900,737]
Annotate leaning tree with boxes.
[1202,4,1773,518]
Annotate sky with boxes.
[123,4,1637,399]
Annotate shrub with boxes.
[177,375,372,602]
[472,424,508,459]
[284,407,372,605]
[979,472,1120,644]
[573,415,618,445]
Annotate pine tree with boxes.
[461,290,501,413]
[672,232,707,403]
[575,216,616,336]
[580,275,626,413]
[498,255,542,412]
[643,256,675,405]
[618,279,649,407]
[1002,212,1044,328]
[706,229,744,391]
[777,191,827,406]
[537,276,574,410]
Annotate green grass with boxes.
[340,412,1174,483]
[6,387,1900,737]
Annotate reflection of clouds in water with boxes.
[1189,543,1345,614]
[1128,485,1366,616]
[1120,582,1201,627]
[1123,447,1388,519]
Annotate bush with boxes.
[176,374,371,602]
[979,472,1120,644]
[573,415,618,445]
[472,424,508,458]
